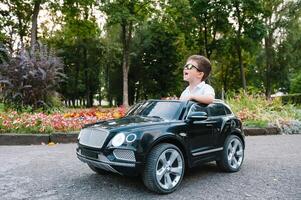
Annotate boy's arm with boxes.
[180,85,215,104]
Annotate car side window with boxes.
[190,104,208,114]
[208,103,226,116]
[224,106,233,115]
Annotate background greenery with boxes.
[0,0,301,108]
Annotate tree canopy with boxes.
[0,0,300,107]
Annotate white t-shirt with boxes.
[180,81,215,100]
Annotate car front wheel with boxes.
[142,143,185,194]
[217,135,244,172]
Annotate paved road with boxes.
[0,135,300,200]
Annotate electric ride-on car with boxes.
[76,99,245,194]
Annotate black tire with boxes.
[142,143,185,194]
[217,135,244,172]
[88,164,110,175]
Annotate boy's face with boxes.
[183,60,204,83]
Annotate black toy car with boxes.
[76,100,245,194]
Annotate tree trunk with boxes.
[17,16,24,48]
[88,93,93,107]
[98,91,102,106]
[31,0,41,52]
[75,47,80,105]
[265,32,273,99]
[122,57,129,107]
[236,42,246,90]
[109,97,113,107]
[202,21,212,59]
[105,63,111,107]
[83,42,93,107]
[234,2,246,91]
[121,21,132,108]
[221,64,228,93]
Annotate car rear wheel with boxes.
[142,143,185,194]
[217,135,244,172]
[88,164,110,175]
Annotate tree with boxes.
[189,0,230,59]
[48,0,103,107]
[228,0,265,90]
[261,0,301,97]
[100,0,155,107]
[130,21,182,102]
[211,39,241,95]
[100,25,123,106]
[0,0,32,52]
[30,0,42,52]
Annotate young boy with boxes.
[179,55,215,104]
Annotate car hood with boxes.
[86,115,172,132]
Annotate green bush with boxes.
[280,93,301,105]
[243,120,269,128]
[0,44,65,111]
[0,103,4,112]
[291,72,301,93]
[226,91,301,129]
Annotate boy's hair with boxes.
[187,55,211,81]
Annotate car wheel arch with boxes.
[145,135,191,169]
[228,131,245,149]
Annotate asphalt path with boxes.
[0,135,300,200]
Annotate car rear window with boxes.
[208,103,227,116]
[224,106,233,115]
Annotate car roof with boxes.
[145,99,232,110]
[147,99,226,103]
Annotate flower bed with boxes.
[0,107,126,134]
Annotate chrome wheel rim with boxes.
[227,138,243,169]
[156,149,183,190]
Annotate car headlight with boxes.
[111,133,126,147]
[126,133,137,143]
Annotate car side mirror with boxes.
[186,111,208,122]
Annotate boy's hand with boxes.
[161,95,178,100]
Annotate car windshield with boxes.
[126,101,182,120]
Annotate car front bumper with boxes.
[76,145,142,176]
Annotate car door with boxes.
[206,103,227,147]
[186,103,216,156]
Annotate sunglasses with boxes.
[184,64,200,71]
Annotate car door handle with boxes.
[193,122,213,126]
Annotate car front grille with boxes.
[79,128,109,148]
[113,149,136,162]
[80,148,98,159]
